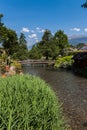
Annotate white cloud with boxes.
[28,34,37,38]
[36,27,45,33]
[68,34,87,40]
[22,27,30,32]
[38,29,45,33]
[36,27,40,30]
[84,28,87,32]
[70,28,80,32]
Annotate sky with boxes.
[0,0,87,48]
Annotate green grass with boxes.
[0,75,68,130]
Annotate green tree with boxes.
[81,0,87,8]
[42,29,53,42]
[0,14,4,26]
[2,29,18,55]
[0,14,18,56]
[40,29,53,60]
[12,33,28,60]
[29,45,42,59]
[0,14,29,60]
[49,41,60,59]
[19,33,27,50]
[0,14,7,43]
[29,29,69,60]
[54,30,69,55]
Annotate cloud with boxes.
[36,27,45,33]
[22,27,30,33]
[36,27,40,30]
[70,28,80,32]
[68,34,87,40]
[28,33,37,38]
[38,29,45,33]
[84,28,87,32]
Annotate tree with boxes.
[53,30,69,55]
[2,29,18,55]
[81,0,87,8]
[29,45,42,59]
[0,14,7,43]
[0,14,4,26]
[13,33,29,60]
[19,33,27,50]
[40,30,53,59]
[0,14,18,55]
[42,29,53,42]
[0,14,29,60]
[29,29,69,60]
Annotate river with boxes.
[22,65,87,130]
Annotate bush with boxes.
[10,60,22,71]
[0,75,67,130]
[54,55,74,69]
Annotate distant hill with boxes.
[69,37,87,45]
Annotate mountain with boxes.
[69,37,87,45]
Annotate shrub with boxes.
[10,60,22,71]
[0,75,67,130]
[54,55,74,69]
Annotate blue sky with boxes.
[0,0,87,47]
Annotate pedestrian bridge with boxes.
[19,60,55,67]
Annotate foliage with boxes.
[12,49,29,60]
[42,29,53,42]
[2,28,19,55]
[19,33,28,50]
[10,60,22,70]
[29,30,69,60]
[0,26,8,43]
[81,0,87,8]
[12,33,28,60]
[28,45,42,59]
[76,43,85,49]
[0,14,29,60]
[53,30,69,55]
[0,49,7,73]
[0,14,4,26]
[55,55,74,69]
[0,75,67,130]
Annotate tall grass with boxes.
[0,75,67,130]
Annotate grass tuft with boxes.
[0,75,68,130]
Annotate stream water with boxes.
[22,65,87,130]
